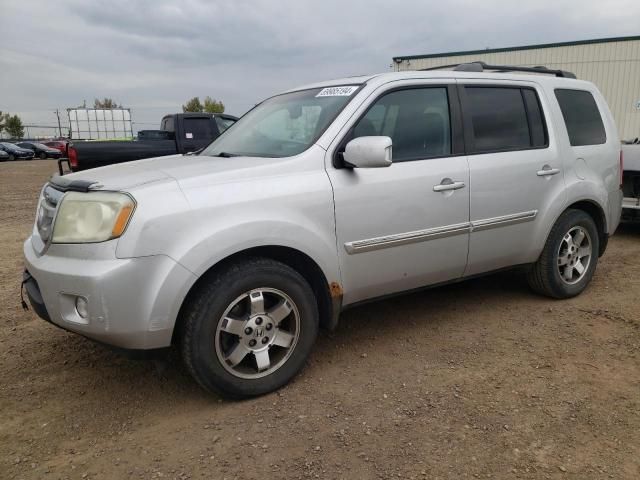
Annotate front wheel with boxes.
[39,152,47,160]
[181,258,319,398]
[527,209,599,298]
[8,154,15,161]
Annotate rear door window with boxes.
[464,87,534,153]
[554,89,606,146]
[522,89,547,147]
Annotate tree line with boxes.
[0,112,24,138]
[182,96,225,113]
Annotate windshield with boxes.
[1,143,19,151]
[202,86,360,158]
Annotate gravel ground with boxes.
[1,160,639,480]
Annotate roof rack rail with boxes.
[419,61,576,79]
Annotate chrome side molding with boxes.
[345,210,538,254]
[471,210,538,232]
[345,222,471,254]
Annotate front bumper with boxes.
[23,238,196,349]
[23,270,51,322]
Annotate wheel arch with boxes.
[172,245,339,345]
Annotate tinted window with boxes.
[215,116,235,133]
[555,89,606,146]
[465,87,531,152]
[522,89,547,147]
[182,118,215,140]
[352,88,451,161]
[161,116,175,132]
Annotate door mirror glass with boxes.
[343,136,392,168]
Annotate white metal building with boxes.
[392,36,640,140]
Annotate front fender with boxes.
[176,219,341,285]
[116,168,341,293]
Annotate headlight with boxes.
[52,191,135,243]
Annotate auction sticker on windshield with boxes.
[316,86,358,97]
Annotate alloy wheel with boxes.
[214,288,300,379]
[557,226,592,285]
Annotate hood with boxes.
[60,153,295,191]
[61,155,180,190]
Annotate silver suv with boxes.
[23,63,623,397]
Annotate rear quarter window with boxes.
[554,89,606,146]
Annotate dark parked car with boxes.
[67,112,237,171]
[17,142,63,159]
[0,150,9,161]
[0,142,35,160]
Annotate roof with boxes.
[393,35,640,62]
[284,70,585,96]
[281,74,378,93]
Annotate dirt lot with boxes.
[1,160,639,480]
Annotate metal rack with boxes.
[419,61,576,79]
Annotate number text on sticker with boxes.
[316,86,359,97]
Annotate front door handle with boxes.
[433,178,466,192]
[537,165,560,177]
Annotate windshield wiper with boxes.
[214,152,239,157]
[185,147,205,156]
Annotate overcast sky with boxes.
[2,0,639,136]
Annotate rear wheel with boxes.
[8,154,15,161]
[39,152,47,160]
[181,258,319,398]
[527,209,599,298]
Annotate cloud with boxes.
[2,0,639,135]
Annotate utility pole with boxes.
[53,109,62,138]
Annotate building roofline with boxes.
[392,35,640,62]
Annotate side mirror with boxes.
[343,136,392,168]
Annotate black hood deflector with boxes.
[49,175,98,192]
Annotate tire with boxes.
[181,258,319,398]
[8,154,15,161]
[527,209,599,299]
[39,152,47,160]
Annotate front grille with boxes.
[36,184,64,242]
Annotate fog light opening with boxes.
[75,296,89,319]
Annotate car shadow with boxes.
[41,267,534,404]
[615,221,640,237]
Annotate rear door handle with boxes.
[537,165,560,177]
[433,179,466,192]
